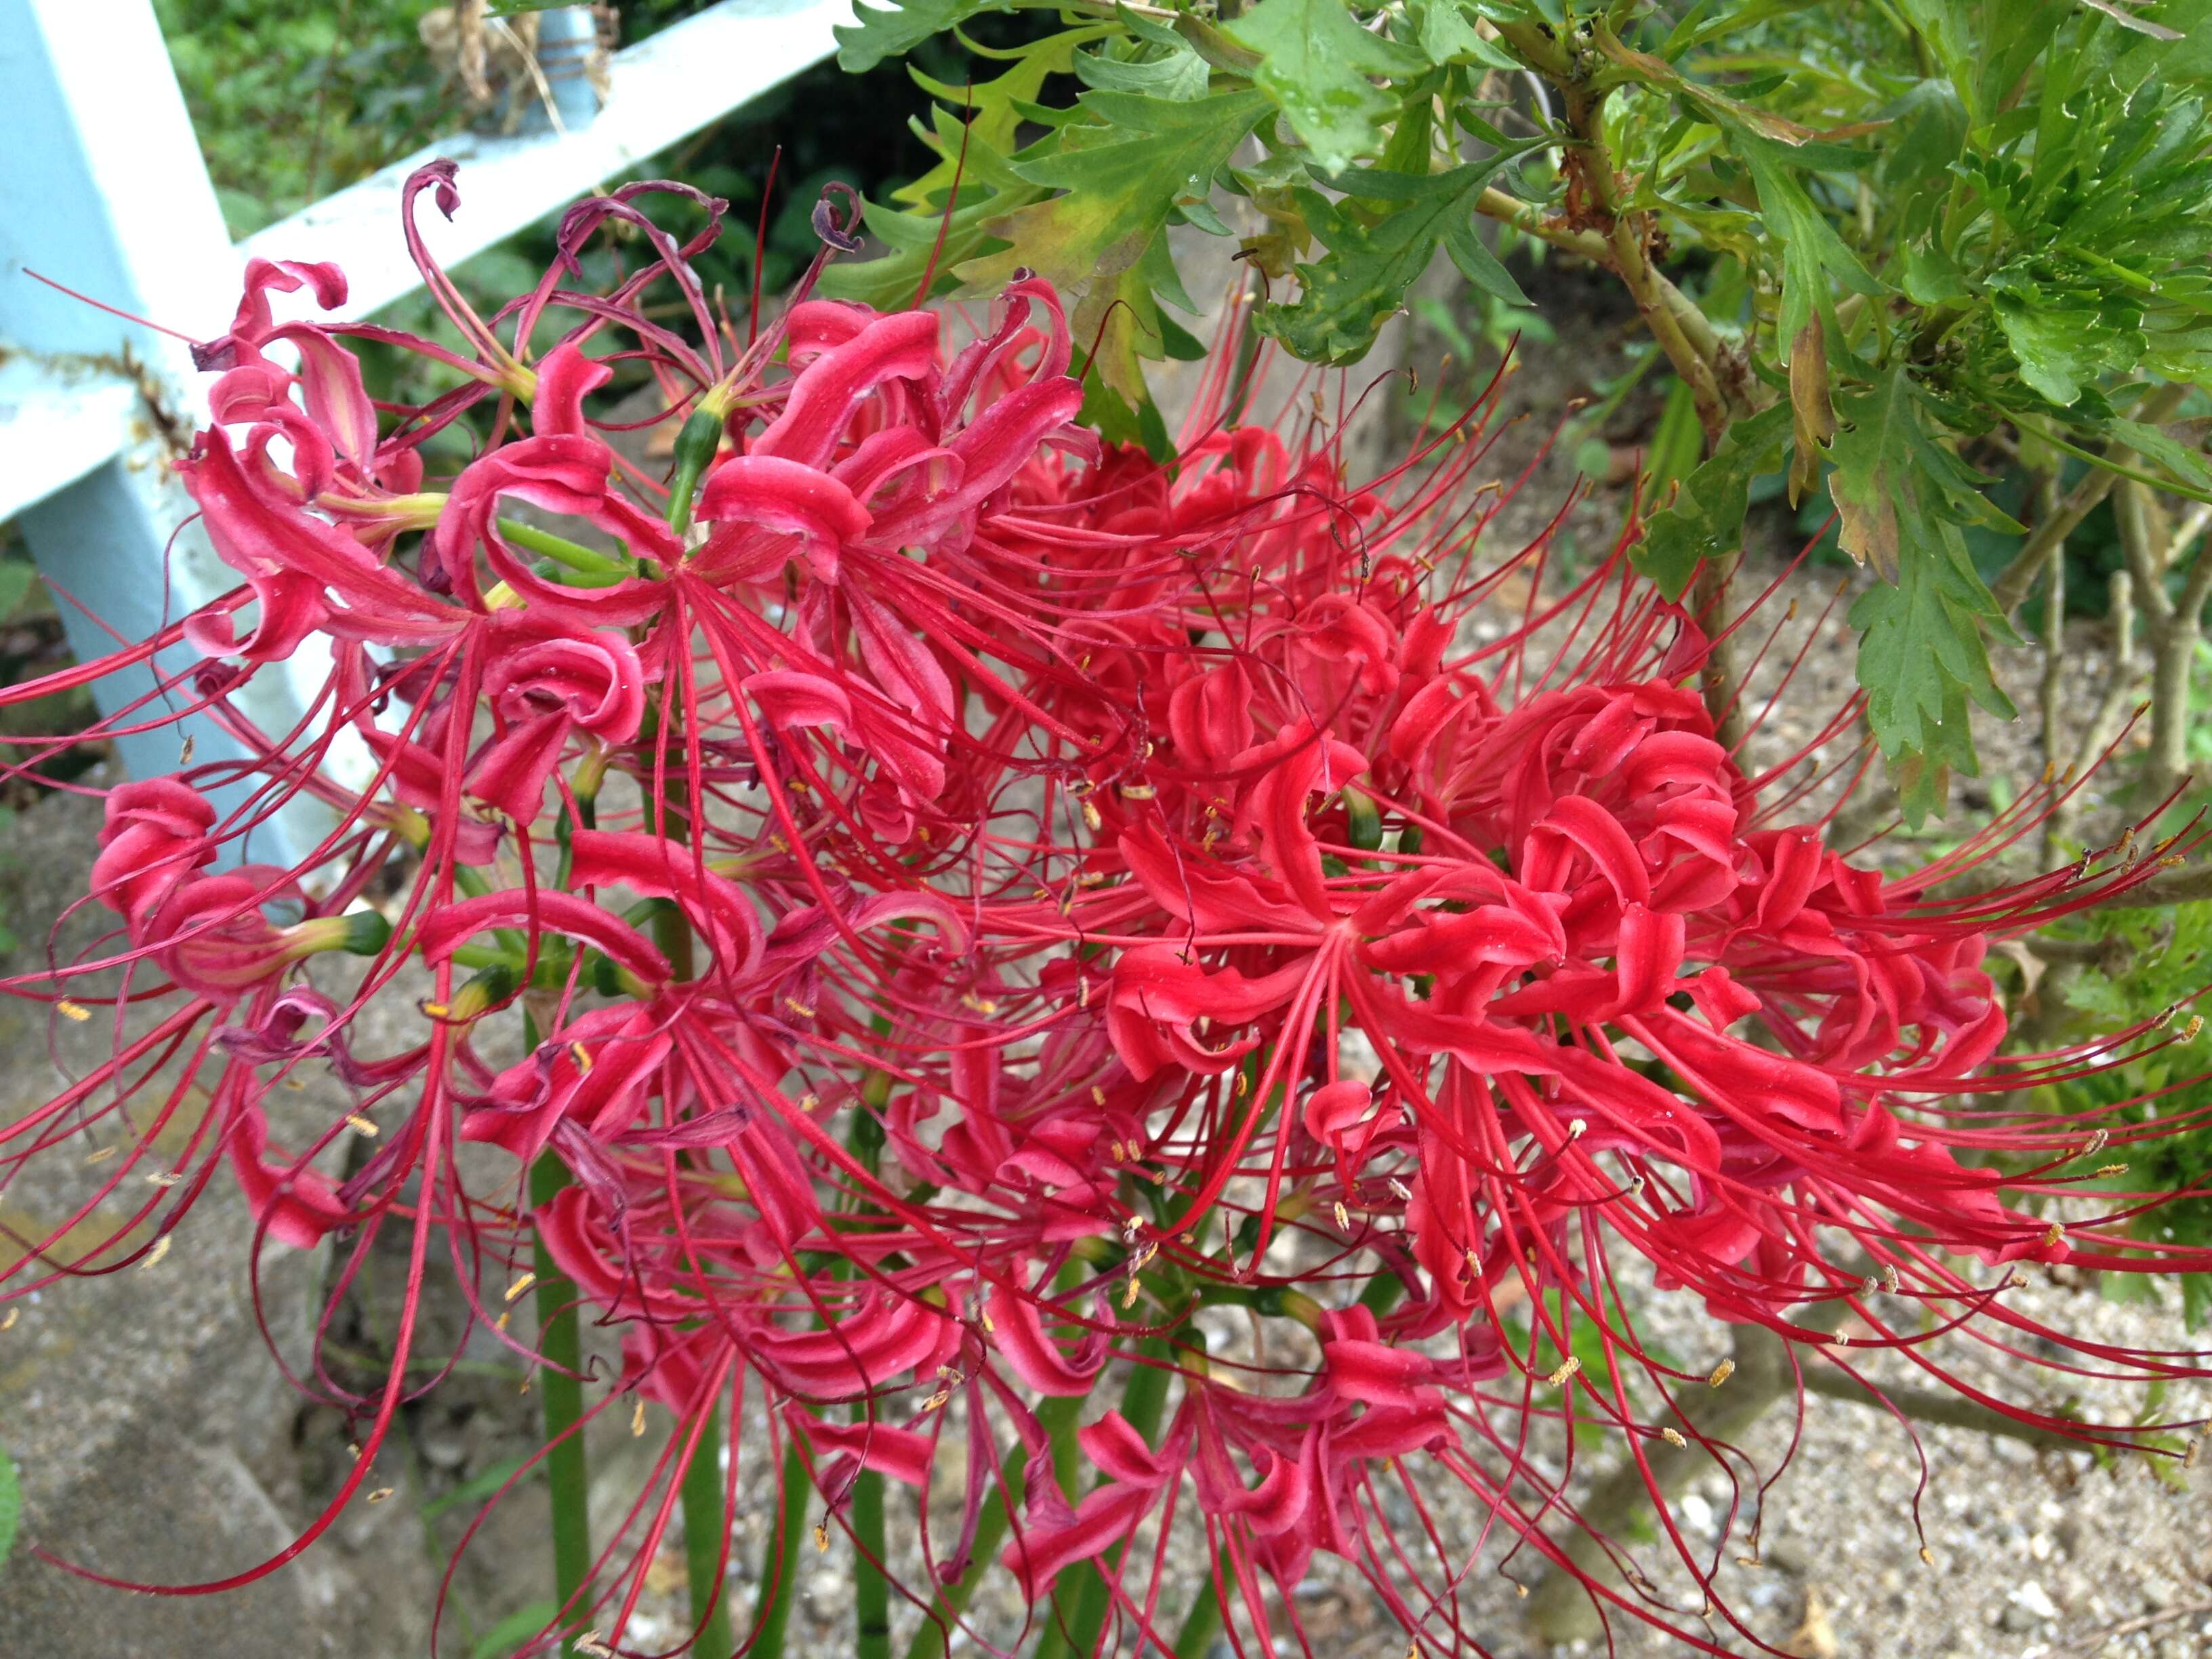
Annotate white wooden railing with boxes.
[0,0,849,857]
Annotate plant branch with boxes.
[1992,386,2190,616]
[1525,1306,1848,1643]
[1797,1368,2091,1455]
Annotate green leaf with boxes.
[1900,237,1969,306]
[2106,416,2212,492]
[1987,265,2144,406]
[1728,126,1881,352]
[1633,404,1791,600]
[1824,365,2020,581]
[960,89,1273,293]
[419,1453,544,1522]
[1849,521,2016,821]
[1223,0,1425,172]
[1893,0,1980,121]
[470,1601,559,1659]
[1411,0,1519,68]
[835,0,1010,73]
[0,1441,18,1572]
[1257,159,1532,363]
[0,560,37,623]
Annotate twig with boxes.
[1990,385,2190,617]
[2036,472,2066,791]
[1526,1307,1849,1643]
[1796,1368,2091,1456]
[2049,1593,2212,1658]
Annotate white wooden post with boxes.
[0,0,853,865]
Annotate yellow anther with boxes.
[56,1000,90,1022]
[0,1307,18,1332]
[146,1172,182,1188]
[422,1002,451,1019]
[571,1042,593,1072]
[84,1145,117,1164]
[2043,1223,2066,1248]
[2098,1163,2129,1176]
[1707,1359,1735,1387]
[367,1487,394,1504]
[1545,1355,1581,1386]
[633,1397,648,1437]
[505,1273,536,1303]
[814,1521,830,1554]
[346,1113,380,1137]
[1091,1085,1107,1107]
[785,998,816,1018]
[1081,799,1103,832]
[141,1236,171,1272]
[1334,1201,1351,1230]
[1118,783,1156,801]
[1919,1546,1935,1568]
[1660,1427,1686,1448]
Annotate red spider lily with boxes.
[2,159,2209,1659]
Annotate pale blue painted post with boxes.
[0,0,329,863]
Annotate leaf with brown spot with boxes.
[1786,320,1835,508]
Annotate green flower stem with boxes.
[680,1401,737,1659]
[851,1444,892,1659]
[1169,1546,1232,1659]
[747,1440,812,1659]
[904,1394,1082,1659]
[495,516,635,575]
[528,1149,592,1658]
[1035,1332,1184,1659]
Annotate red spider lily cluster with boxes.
[5,163,2211,1658]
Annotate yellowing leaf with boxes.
[960,89,1272,292]
[1224,0,1424,172]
